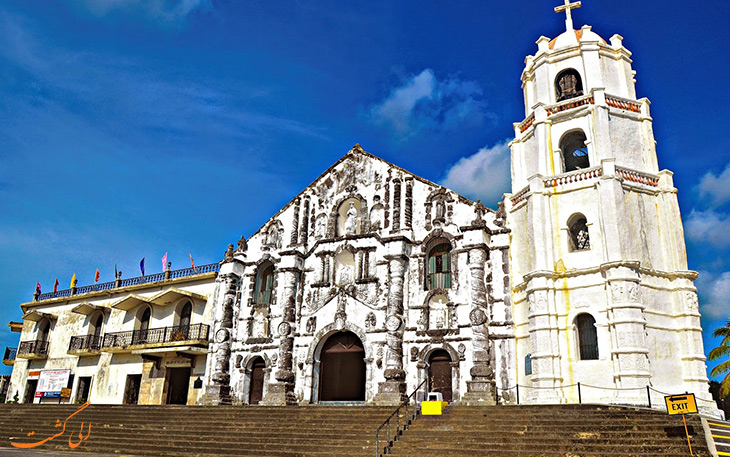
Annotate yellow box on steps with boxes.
[421,401,448,415]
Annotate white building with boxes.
[5,5,717,415]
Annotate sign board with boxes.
[28,370,41,377]
[37,369,71,395]
[42,391,61,398]
[665,393,698,415]
[60,388,72,398]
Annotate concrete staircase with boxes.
[0,403,713,457]
[0,404,395,456]
[387,404,713,457]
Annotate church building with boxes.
[6,3,716,415]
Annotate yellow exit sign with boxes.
[665,393,698,415]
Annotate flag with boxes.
[190,253,196,271]
[35,282,41,294]
[140,258,145,276]
[114,264,118,279]
[94,269,100,282]
[70,273,76,288]
[53,278,59,293]
[162,252,168,272]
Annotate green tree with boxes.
[709,318,730,397]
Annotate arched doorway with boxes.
[428,349,453,402]
[318,331,365,402]
[249,357,266,405]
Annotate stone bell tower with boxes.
[506,1,712,410]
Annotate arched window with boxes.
[576,313,599,360]
[134,306,151,345]
[255,264,275,305]
[179,301,192,328]
[560,131,590,171]
[525,354,533,375]
[568,213,590,251]
[427,242,452,290]
[555,68,584,101]
[90,313,103,338]
[37,319,51,343]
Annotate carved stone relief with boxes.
[685,291,699,310]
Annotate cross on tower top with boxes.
[554,0,581,31]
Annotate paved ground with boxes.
[0,449,146,457]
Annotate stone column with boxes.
[202,271,239,405]
[606,266,651,404]
[373,253,407,404]
[525,285,562,403]
[262,267,299,406]
[462,247,496,405]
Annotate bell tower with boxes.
[506,1,713,409]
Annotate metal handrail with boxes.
[375,378,428,457]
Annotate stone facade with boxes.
[203,146,513,406]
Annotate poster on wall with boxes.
[37,369,71,397]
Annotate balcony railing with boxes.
[18,340,49,357]
[36,263,221,301]
[428,272,451,290]
[101,324,210,349]
[3,347,17,364]
[68,335,103,353]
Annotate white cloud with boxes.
[698,163,730,208]
[368,69,488,139]
[78,0,209,24]
[440,140,511,205]
[685,209,730,248]
[696,271,730,320]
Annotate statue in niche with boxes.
[345,202,358,235]
[266,226,279,248]
[314,215,326,239]
[252,311,268,339]
[429,296,448,330]
[435,199,445,218]
[338,263,354,285]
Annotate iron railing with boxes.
[18,340,49,356]
[68,334,103,352]
[36,263,220,301]
[375,378,428,457]
[101,323,209,348]
[427,272,451,290]
[3,347,17,361]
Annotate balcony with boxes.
[3,347,16,366]
[34,263,220,302]
[68,335,103,356]
[101,324,210,353]
[17,340,49,359]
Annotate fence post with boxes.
[516,385,520,405]
[577,382,582,404]
[647,386,651,408]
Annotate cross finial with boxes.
[554,0,581,31]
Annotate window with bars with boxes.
[427,242,451,290]
[568,213,590,251]
[576,313,599,360]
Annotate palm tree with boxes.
[709,318,730,397]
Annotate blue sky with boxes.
[0,0,728,383]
